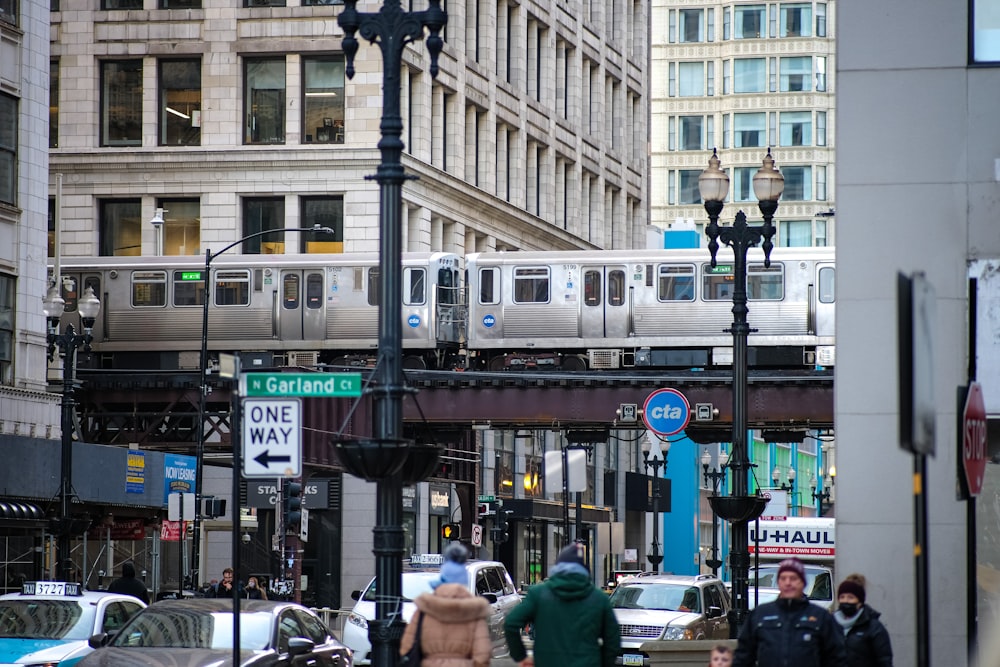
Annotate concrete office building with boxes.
[651,0,836,247]
[837,1,1000,665]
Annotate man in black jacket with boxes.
[106,562,150,604]
[733,557,846,667]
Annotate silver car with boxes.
[610,574,731,666]
[343,559,519,666]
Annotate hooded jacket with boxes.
[734,595,847,667]
[503,568,621,667]
[399,583,492,667]
[837,605,893,667]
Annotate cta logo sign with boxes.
[642,388,691,436]
[408,314,421,328]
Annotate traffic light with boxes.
[492,509,512,544]
[441,523,460,540]
[284,481,302,528]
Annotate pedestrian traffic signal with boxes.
[285,481,302,528]
[441,523,460,540]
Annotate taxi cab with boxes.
[0,581,146,666]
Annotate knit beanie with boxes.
[837,579,866,605]
[556,543,586,567]
[437,559,468,586]
[777,557,807,585]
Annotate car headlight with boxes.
[662,627,694,641]
[347,612,369,630]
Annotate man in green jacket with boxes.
[504,542,621,667]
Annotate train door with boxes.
[580,265,629,339]
[278,269,326,342]
[813,262,835,337]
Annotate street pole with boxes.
[192,225,332,591]
[43,285,101,582]
[699,148,783,634]
[701,450,728,576]
[338,3,446,666]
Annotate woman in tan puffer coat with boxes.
[400,544,492,667]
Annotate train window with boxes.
[747,263,783,300]
[658,265,695,302]
[173,270,204,307]
[367,268,380,306]
[404,268,426,306]
[702,263,734,301]
[132,271,167,308]
[283,274,300,309]
[438,267,458,306]
[214,270,251,306]
[513,267,549,304]
[306,273,323,309]
[818,266,835,303]
[478,267,499,305]
[608,270,626,306]
[584,270,602,306]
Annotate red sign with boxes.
[87,518,146,541]
[962,382,988,497]
[160,520,188,542]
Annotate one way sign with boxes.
[242,398,301,478]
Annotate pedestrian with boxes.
[709,644,733,667]
[733,557,846,667]
[106,561,150,604]
[834,574,893,667]
[504,542,621,667]
[399,543,491,667]
[245,576,268,600]
[208,567,238,598]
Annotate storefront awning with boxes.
[0,501,45,521]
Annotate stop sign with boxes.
[962,382,988,497]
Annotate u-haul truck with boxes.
[749,516,835,564]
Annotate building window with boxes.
[0,0,15,24]
[973,0,1000,62]
[156,198,200,255]
[816,3,827,37]
[707,61,715,95]
[735,4,764,39]
[678,62,704,96]
[245,0,285,6]
[242,198,285,253]
[816,111,827,145]
[0,274,12,385]
[48,198,56,257]
[780,56,812,92]
[779,111,811,146]
[99,199,142,256]
[0,94,14,206]
[816,165,827,201]
[732,167,756,202]
[245,58,286,145]
[101,0,141,8]
[300,197,344,253]
[679,116,703,150]
[101,60,142,147]
[722,113,731,148]
[668,170,676,204]
[161,0,200,8]
[734,112,765,148]
[780,3,811,37]
[679,170,701,204]
[159,59,201,146]
[815,56,827,91]
[679,9,703,42]
[779,220,814,247]
[50,60,59,148]
[734,58,765,93]
[782,166,812,201]
[303,56,345,145]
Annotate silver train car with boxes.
[464,247,835,371]
[52,253,464,370]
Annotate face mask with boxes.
[839,602,859,617]
[248,582,255,588]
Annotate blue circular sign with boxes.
[482,314,496,328]
[642,388,691,436]
[407,314,421,328]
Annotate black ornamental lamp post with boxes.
[42,283,101,582]
[810,472,834,515]
[772,465,796,493]
[336,3,447,667]
[701,449,729,576]
[698,148,782,635]
[641,434,670,574]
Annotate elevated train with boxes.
[52,246,834,372]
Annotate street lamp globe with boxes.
[42,285,66,323]
[752,149,785,203]
[787,467,796,484]
[698,149,730,204]
[719,450,730,467]
[701,450,711,469]
[78,286,101,328]
[771,466,781,486]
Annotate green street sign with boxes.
[242,372,362,398]
[478,495,495,503]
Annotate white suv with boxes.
[343,558,520,666]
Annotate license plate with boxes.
[622,654,644,666]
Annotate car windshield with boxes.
[0,600,91,640]
[608,583,702,613]
[111,609,274,650]
[362,573,437,603]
